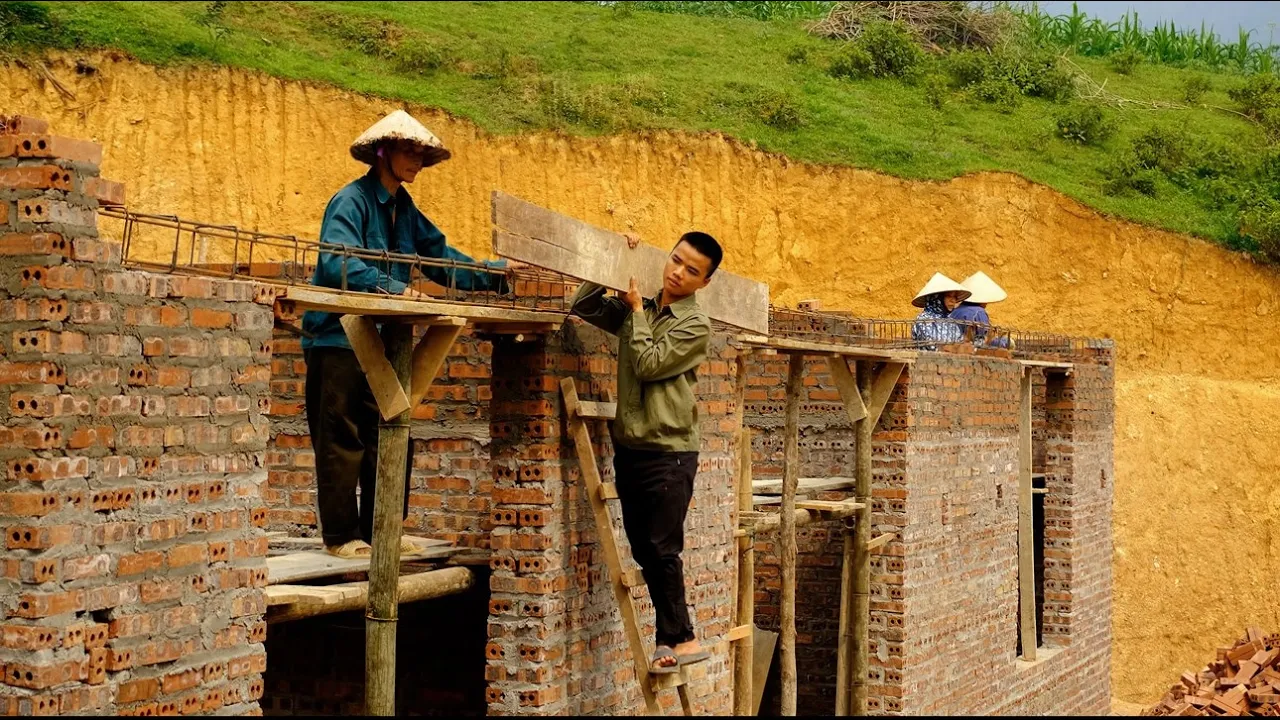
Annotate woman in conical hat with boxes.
[302,110,511,560]
[910,272,969,349]
[951,271,1008,347]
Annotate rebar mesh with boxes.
[98,206,578,313]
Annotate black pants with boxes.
[304,347,412,547]
[613,444,698,648]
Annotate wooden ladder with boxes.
[560,377,696,716]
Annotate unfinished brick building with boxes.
[0,118,1113,716]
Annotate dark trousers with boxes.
[304,347,412,547]
[613,444,698,648]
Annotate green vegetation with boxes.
[3,0,1280,259]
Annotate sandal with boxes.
[325,539,372,559]
[400,535,433,556]
[649,646,680,675]
[677,649,711,666]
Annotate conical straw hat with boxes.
[912,272,971,308]
[960,271,1008,304]
[350,110,451,167]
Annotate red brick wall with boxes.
[892,354,1113,715]
[484,319,737,715]
[744,346,1114,717]
[0,119,269,716]
[264,315,495,550]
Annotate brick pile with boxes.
[1145,629,1280,717]
[0,117,270,716]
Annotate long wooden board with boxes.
[491,191,769,334]
[266,545,454,584]
[752,477,855,496]
[753,627,779,715]
[281,285,566,326]
[735,334,918,363]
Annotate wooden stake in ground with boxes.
[780,353,804,716]
[365,321,414,716]
[1018,369,1037,661]
[851,361,874,715]
[836,523,855,715]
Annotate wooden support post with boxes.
[780,353,804,716]
[852,361,873,716]
[734,427,755,716]
[366,321,414,716]
[835,525,855,715]
[341,315,411,420]
[1018,369,1037,661]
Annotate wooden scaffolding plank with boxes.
[753,628,779,715]
[491,191,769,334]
[752,477,855,496]
[827,355,868,423]
[735,334,917,363]
[281,285,565,325]
[266,546,456,585]
[561,378,663,715]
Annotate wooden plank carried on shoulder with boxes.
[491,191,769,334]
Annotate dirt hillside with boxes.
[8,53,1280,703]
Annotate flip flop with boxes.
[325,539,372,559]
[649,646,680,675]
[676,649,711,666]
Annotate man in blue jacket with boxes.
[302,110,510,559]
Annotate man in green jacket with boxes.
[303,110,510,559]
[569,231,723,674]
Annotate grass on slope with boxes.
[3,0,1272,251]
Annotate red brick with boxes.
[161,668,201,694]
[0,232,68,256]
[67,424,114,449]
[117,677,159,704]
[13,589,84,618]
[191,308,232,328]
[116,551,164,577]
[0,624,60,651]
[11,134,103,165]
[166,543,207,568]
[0,424,63,450]
[0,115,49,134]
[0,165,73,191]
[82,176,125,206]
[4,658,86,689]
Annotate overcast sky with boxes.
[1029,1,1280,38]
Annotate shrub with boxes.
[973,76,1021,111]
[786,44,811,65]
[536,78,614,130]
[1181,74,1212,104]
[828,21,923,80]
[1054,104,1116,145]
[923,73,948,110]
[858,20,924,78]
[945,49,990,88]
[388,41,454,76]
[722,82,805,130]
[1102,153,1159,196]
[828,44,874,79]
[1227,73,1280,119]
[1237,191,1280,261]
[1129,125,1192,175]
[1108,46,1143,75]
